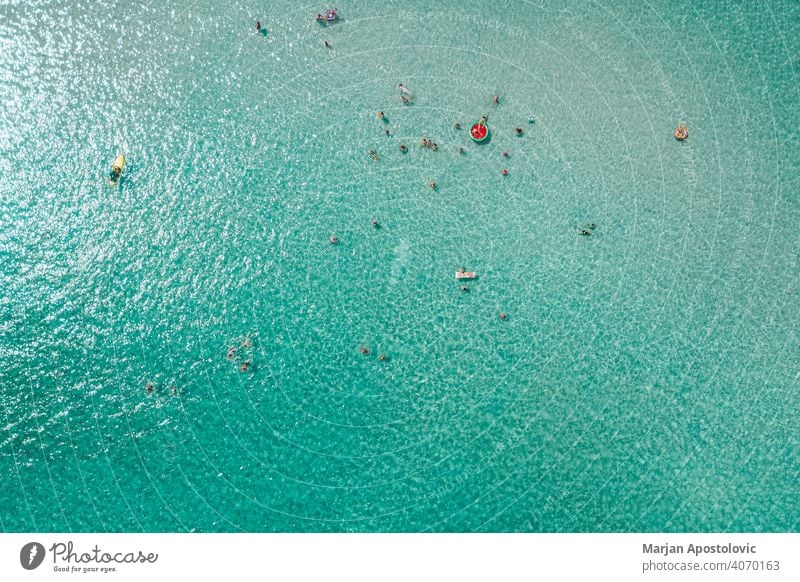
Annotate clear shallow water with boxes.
[0,0,798,532]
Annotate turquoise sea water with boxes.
[1,0,798,532]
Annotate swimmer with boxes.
[240,361,250,372]
[360,346,370,355]
[515,127,523,135]
[421,137,430,147]
[585,222,596,230]
[460,285,469,292]
[493,95,499,104]
[376,111,385,119]
[458,146,464,154]
[454,122,461,129]
[459,267,466,273]
[329,234,339,244]
[170,385,177,395]
[502,169,509,176]
[499,312,507,320]
[371,219,379,228]
[502,151,509,157]
[324,40,331,48]
[226,347,236,359]
[241,337,251,348]
[145,382,154,394]
[577,228,592,236]
[384,129,390,136]
[528,116,535,124]
[401,95,410,104]
[256,21,261,31]
[378,353,386,361]
[479,115,487,124]
[368,149,380,161]
[400,144,408,153]
[429,180,437,190]
[431,143,438,151]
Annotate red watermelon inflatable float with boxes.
[470,122,489,142]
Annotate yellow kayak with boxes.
[111,154,125,175]
[109,154,125,185]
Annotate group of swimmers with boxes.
[226,337,253,372]
[145,381,177,395]
[420,137,438,151]
[398,84,413,104]
[360,345,387,361]
[368,93,535,191]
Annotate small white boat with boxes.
[455,271,476,279]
